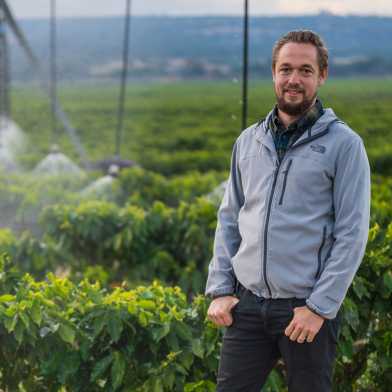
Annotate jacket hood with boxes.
[253,108,340,150]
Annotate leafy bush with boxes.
[114,167,226,207]
[41,198,217,293]
[0,235,391,392]
[0,258,221,391]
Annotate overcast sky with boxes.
[7,0,392,19]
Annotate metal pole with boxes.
[3,18,10,120]
[115,0,132,158]
[50,0,57,144]
[241,0,249,130]
[0,5,9,128]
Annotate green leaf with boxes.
[0,294,15,303]
[175,363,188,376]
[90,354,113,382]
[185,381,205,392]
[19,311,30,329]
[138,312,148,327]
[30,301,42,326]
[352,277,369,300]
[151,322,171,342]
[181,351,194,370]
[58,324,76,344]
[4,314,17,333]
[92,313,107,338]
[111,351,126,391]
[138,300,156,310]
[383,271,392,296]
[163,371,175,389]
[58,352,81,383]
[153,378,164,392]
[166,332,180,351]
[14,320,24,344]
[107,315,123,343]
[175,321,192,341]
[191,338,204,358]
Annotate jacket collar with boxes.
[254,108,339,152]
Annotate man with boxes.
[205,30,370,392]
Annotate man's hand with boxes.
[284,306,325,343]
[207,296,240,327]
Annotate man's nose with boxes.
[288,70,301,84]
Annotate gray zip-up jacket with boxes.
[205,107,371,319]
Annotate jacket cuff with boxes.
[306,298,336,320]
[211,292,235,300]
[305,304,326,319]
[206,287,235,300]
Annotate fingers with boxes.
[286,324,318,343]
[284,320,295,337]
[306,331,316,343]
[209,307,233,326]
[285,306,324,343]
[216,312,233,327]
[230,297,240,310]
[296,329,308,344]
[288,325,303,342]
[207,297,238,327]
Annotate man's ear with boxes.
[318,68,328,86]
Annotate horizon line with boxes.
[15,11,392,21]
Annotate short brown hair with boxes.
[272,30,328,73]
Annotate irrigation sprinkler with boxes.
[33,0,84,177]
[0,0,89,169]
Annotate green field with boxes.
[11,79,392,175]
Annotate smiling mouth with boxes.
[285,90,302,94]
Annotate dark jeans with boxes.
[216,285,341,392]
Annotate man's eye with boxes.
[280,68,290,73]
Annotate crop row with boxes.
[0,228,391,392]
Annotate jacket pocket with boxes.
[316,225,327,279]
[278,159,293,205]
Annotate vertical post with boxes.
[50,0,57,144]
[115,0,132,158]
[241,0,249,131]
[0,5,9,129]
[3,17,9,120]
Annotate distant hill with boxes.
[8,13,392,81]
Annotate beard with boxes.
[275,86,316,116]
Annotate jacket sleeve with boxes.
[205,138,244,298]
[306,136,371,319]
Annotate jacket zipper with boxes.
[316,225,327,279]
[278,159,293,205]
[262,158,283,297]
[259,118,339,298]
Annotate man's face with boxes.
[272,42,327,116]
